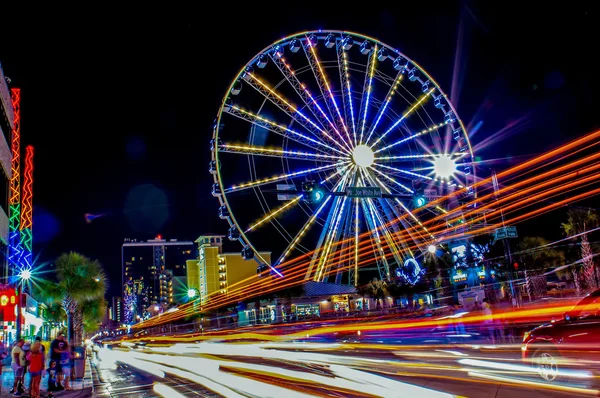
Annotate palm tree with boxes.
[82,298,107,335]
[42,252,107,347]
[561,209,599,290]
[367,279,388,310]
[517,236,565,270]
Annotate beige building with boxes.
[187,235,271,305]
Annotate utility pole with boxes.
[492,170,519,307]
[16,284,22,340]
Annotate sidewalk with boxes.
[0,365,93,398]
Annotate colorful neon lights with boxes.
[20,146,34,267]
[8,88,21,270]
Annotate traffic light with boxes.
[513,262,519,270]
[414,195,427,208]
[302,181,325,204]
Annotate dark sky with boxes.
[1,3,599,298]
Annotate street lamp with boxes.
[16,267,32,341]
[187,288,197,299]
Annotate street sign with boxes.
[346,186,382,198]
[506,226,518,238]
[495,226,518,240]
[277,184,297,201]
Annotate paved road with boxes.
[90,341,596,397]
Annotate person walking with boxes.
[10,339,26,396]
[26,342,45,398]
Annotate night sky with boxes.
[1,4,598,298]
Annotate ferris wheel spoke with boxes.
[302,36,353,149]
[245,195,303,233]
[243,72,352,154]
[374,121,449,154]
[395,199,436,243]
[370,172,433,250]
[308,171,353,281]
[218,143,346,162]
[358,45,378,144]
[374,163,433,182]
[351,198,360,286]
[361,170,410,263]
[224,162,345,194]
[370,87,436,149]
[320,163,352,185]
[369,198,406,268]
[359,198,391,281]
[364,71,404,146]
[223,105,348,156]
[313,196,349,282]
[368,166,414,194]
[274,196,333,269]
[270,50,350,150]
[376,153,443,162]
[336,42,357,146]
[274,170,349,268]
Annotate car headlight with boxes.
[523,331,531,342]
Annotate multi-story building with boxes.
[158,269,173,305]
[186,235,271,305]
[122,237,194,323]
[111,296,122,323]
[0,63,14,281]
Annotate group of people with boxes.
[9,332,72,397]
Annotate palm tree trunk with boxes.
[62,295,77,348]
[581,233,597,289]
[73,307,83,346]
[573,268,582,295]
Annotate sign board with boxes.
[424,188,439,200]
[346,186,382,198]
[495,226,518,240]
[277,184,297,201]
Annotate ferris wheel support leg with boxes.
[360,200,391,282]
[334,199,357,285]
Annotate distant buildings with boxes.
[121,236,195,324]
[186,235,271,306]
[110,296,122,323]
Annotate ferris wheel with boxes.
[211,30,476,286]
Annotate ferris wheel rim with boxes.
[211,29,477,280]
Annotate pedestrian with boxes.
[49,332,67,391]
[26,342,44,398]
[10,339,26,396]
[34,337,46,357]
[59,342,72,390]
[47,361,59,394]
[481,299,496,344]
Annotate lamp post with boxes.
[16,268,32,341]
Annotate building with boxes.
[0,63,14,281]
[122,237,195,324]
[111,296,122,323]
[186,235,271,306]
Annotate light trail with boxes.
[134,130,600,327]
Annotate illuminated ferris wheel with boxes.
[210,30,476,286]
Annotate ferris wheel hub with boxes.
[352,145,375,168]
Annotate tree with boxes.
[517,236,565,271]
[82,298,107,335]
[367,279,388,310]
[561,209,599,290]
[41,252,107,347]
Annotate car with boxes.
[522,288,600,383]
